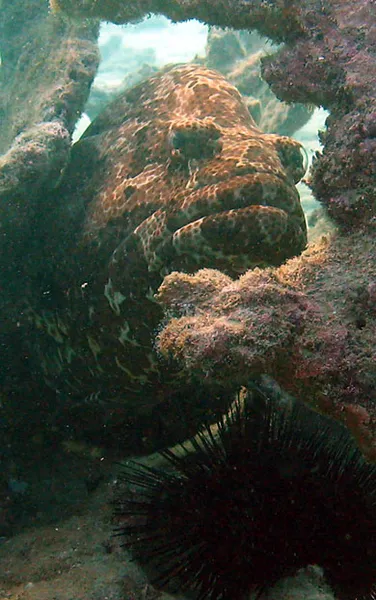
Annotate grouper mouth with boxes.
[133,171,307,277]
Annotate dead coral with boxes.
[157,232,376,462]
[49,0,304,40]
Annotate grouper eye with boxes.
[169,121,223,162]
[275,137,308,183]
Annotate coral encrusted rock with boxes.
[157,231,376,461]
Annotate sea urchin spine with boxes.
[114,388,376,600]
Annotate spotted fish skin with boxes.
[30,65,307,416]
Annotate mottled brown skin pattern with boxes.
[82,64,306,271]
[31,65,306,431]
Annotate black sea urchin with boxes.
[114,388,376,600]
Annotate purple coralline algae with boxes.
[157,231,376,461]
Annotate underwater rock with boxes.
[0,0,99,350]
[157,231,376,461]
[25,64,306,449]
[0,0,99,214]
[260,1,376,230]
[49,0,303,39]
[50,0,376,230]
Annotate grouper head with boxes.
[79,64,307,278]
